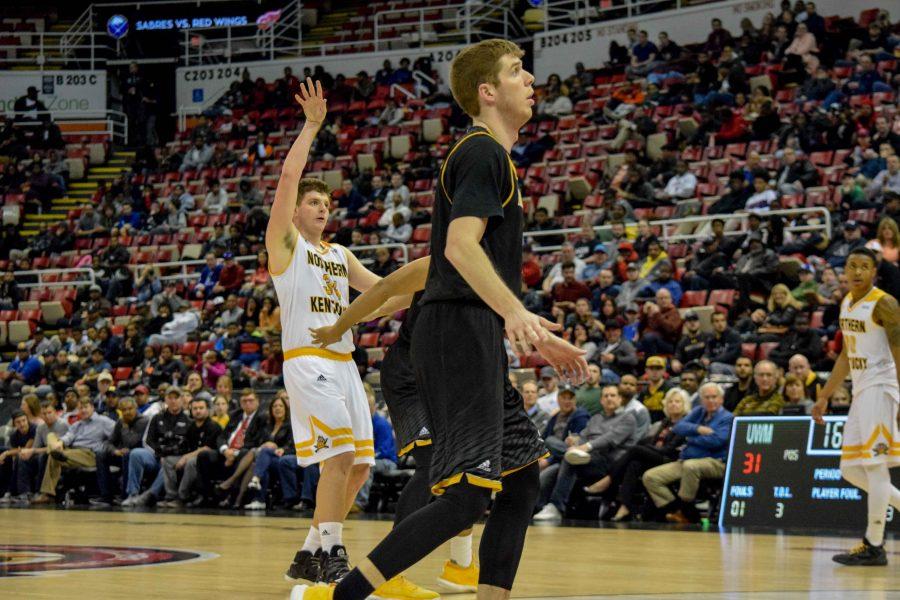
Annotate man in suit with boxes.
[195,389,268,506]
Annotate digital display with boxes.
[719,417,900,531]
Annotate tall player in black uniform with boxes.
[293,39,587,600]
[311,256,479,592]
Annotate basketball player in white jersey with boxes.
[813,247,900,566]
[266,81,435,598]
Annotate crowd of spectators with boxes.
[0,4,899,522]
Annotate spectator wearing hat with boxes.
[31,397,115,505]
[0,342,43,396]
[733,360,784,416]
[791,263,819,306]
[539,384,590,466]
[642,382,732,523]
[521,245,543,290]
[83,350,113,387]
[639,262,682,307]
[709,171,753,215]
[93,397,150,506]
[582,246,613,281]
[534,385,639,521]
[83,284,112,318]
[596,320,639,381]
[124,388,191,507]
[24,327,53,357]
[94,371,116,410]
[768,313,823,368]
[616,262,646,310]
[521,380,551,434]
[537,366,561,414]
[671,311,708,375]
[638,356,672,422]
[824,220,866,268]
[133,385,159,417]
[637,288,683,356]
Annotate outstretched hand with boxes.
[533,333,589,384]
[295,77,327,125]
[309,325,341,348]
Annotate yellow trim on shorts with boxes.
[397,438,432,457]
[431,472,503,496]
[284,347,353,361]
[501,452,550,477]
[842,424,896,451]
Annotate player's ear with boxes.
[478,82,495,106]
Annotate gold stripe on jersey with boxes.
[284,347,353,362]
[846,287,886,312]
[439,130,517,208]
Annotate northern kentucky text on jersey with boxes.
[839,318,867,333]
[309,296,346,315]
[307,250,348,278]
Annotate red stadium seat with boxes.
[380,332,399,346]
[757,342,779,360]
[741,343,758,360]
[410,226,431,243]
[680,291,708,308]
[708,289,737,309]
[358,333,380,348]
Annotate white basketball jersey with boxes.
[839,286,898,396]
[270,233,354,354]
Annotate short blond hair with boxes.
[450,39,524,117]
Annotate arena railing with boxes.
[5,111,129,146]
[373,1,526,52]
[125,243,409,285]
[13,268,96,289]
[540,0,727,31]
[0,31,111,70]
[522,207,833,253]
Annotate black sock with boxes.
[478,462,540,590]
[334,481,491,600]
[394,445,433,526]
[334,570,373,600]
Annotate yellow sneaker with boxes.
[436,560,478,593]
[289,583,333,600]
[371,574,440,599]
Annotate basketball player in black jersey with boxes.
[292,39,587,600]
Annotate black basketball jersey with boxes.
[419,126,523,306]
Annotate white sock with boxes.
[865,464,891,546]
[450,533,473,568]
[320,522,343,553]
[301,526,321,553]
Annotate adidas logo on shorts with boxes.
[418,427,430,437]
[317,375,327,383]
[476,460,491,472]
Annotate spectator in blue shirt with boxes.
[641,382,733,523]
[354,384,398,511]
[627,30,660,77]
[194,253,222,299]
[639,262,683,307]
[0,343,43,396]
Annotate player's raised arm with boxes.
[813,345,850,424]
[874,293,900,391]
[310,257,430,347]
[265,78,326,274]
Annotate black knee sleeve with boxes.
[394,445,433,526]
[369,481,491,581]
[479,462,540,590]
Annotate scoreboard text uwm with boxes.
[720,417,900,531]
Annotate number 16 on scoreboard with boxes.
[807,417,844,455]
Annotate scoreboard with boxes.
[719,416,900,531]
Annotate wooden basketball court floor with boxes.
[4,507,900,599]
